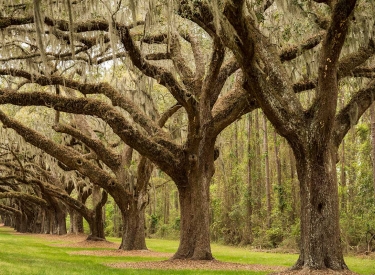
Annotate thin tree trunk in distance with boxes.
[289,147,298,224]
[163,182,170,225]
[340,139,347,212]
[255,110,262,213]
[273,129,283,213]
[370,102,375,200]
[340,95,347,212]
[263,114,271,228]
[244,113,253,244]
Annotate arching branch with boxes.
[52,123,121,171]
[293,40,375,93]
[212,78,258,136]
[28,178,93,222]
[0,191,47,206]
[334,80,375,146]
[202,37,225,101]
[0,108,121,192]
[0,69,163,136]
[0,91,184,184]
[280,31,325,62]
[116,24,190,108]
[0,204,22,216]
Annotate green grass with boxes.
[0,227,374,275]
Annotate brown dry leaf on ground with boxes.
[20,233,120,249]
[70,249,173,258]
[14,232,88,243]
[52,239,119,249]
[107,259,287,272]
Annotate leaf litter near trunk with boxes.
[70,249,173,258]
[107,259,287,272]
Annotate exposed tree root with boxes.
[86,235,106,242]
[269,268,360,275]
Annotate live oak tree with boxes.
[0,1,163,250]
[0,0,258,259]
[178,0,375,271]
[0,170,48,233]
[0,141,48,233]
[29,165,109,241]
[2,0,374,265]
[64,176,92,235]
[0,137,107,238]
[0,95,158,249]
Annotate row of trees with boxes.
[0,0,374,272]
[2,105,375,250]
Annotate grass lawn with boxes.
[0,226,374,275]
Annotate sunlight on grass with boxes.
[1,227,374,275]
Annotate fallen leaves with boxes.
[107,259,287,272]
[70,249,172,258]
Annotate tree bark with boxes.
[16,211,28,233]
[173,139,215,260]
[73,193,85,234]
[293,143,347,270]
[87,188,107,241]
[119,201,147,250]
[69,209,75,233]
[55,209,67,235]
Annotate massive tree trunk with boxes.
[17,212,28,233]
[293,142,347,270]
[55,209,67,235]
[4,215,12,226]
[173,139,215,260]
[192,0,359,270]
[73,200,84,234]
[47,196,67,235]
[119,201,147,250]
[86,189,107,241]
[87,209,105,241]
[14,202,28,233]
[34,209,44,233]
[114,146,150,250]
